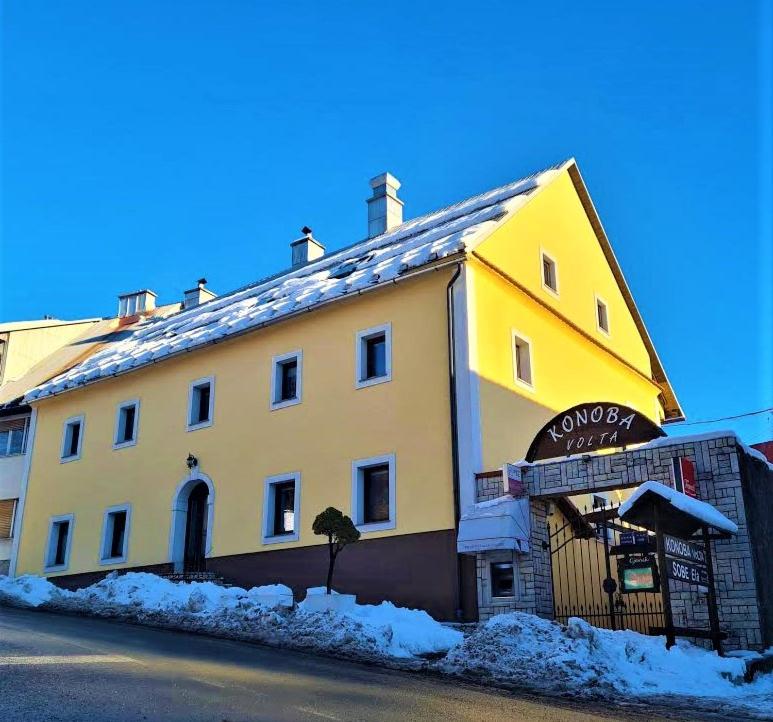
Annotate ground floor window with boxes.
[0,498,17,539]
[262,472,301,543]
[100,505,131,563]
[45,514,74,571]
[352,454,396,531]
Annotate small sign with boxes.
[671,457,697,498]
[666,557,709,586]
[525,402,666,462]
[663,534,706,565]
[503,463,525,496]
[618,556,660,593]
[620,531,649,547]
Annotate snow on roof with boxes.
[25,163,565,402]
[618,480,738,534]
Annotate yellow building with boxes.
[11,160,682,621]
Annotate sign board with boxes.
[525,402,666,462]
[619,531,649,547]
[617,557,660,593]
[671,457,697,498]
[502,463,525,497]
[666,557,709,586]
[663,534,706,565]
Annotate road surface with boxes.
[0,606,710,721]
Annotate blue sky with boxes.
[1,2,771,443]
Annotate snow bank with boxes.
[443,613,773,717]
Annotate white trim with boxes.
[355,323,392,389]
[270,350,303,411]
[113,399,140,449]
[511,330,535,392]
[9,407,37,577]
[43,513,75,573]
[540,248,559,297]
[261,471,301,544]
[98,503,132,565]
[594,293,611,336]
[59,414,84,462]
[186,376,215,431]
[351,453,396,533]
[168,470,215,572]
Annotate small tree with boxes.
[312,507,361,594]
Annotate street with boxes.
[0,606,722,722]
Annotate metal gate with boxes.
[548,499,665,635]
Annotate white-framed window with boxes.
[113,399,140,449]
[484,551,520,603]
[99,504,131,564]
[262,472,301,544]
[0,416,29,458]
[511,331,534,390]
[60,415,84,462]
[595,295,610,335]
[540,250,559,296]
[351,453,396,532]
[270,350,303,410]
[355,323,392,389]
[187,377,214,431]
[44,513,74,571]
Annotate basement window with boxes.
[114,400,139,448]
[45,514,74,571]
[60,415,84,462]
[187,377,214,430]
[262,473,301,544]
[596,296,610,335]
[512,332,534,389]
[355,323,392,389]
[271,351,303,410]
[352,454,396,532]
[100,505,130,563]
[541,251,559,295]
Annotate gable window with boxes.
[271,351,303,410]
[45,514,74,571]
[187,377,214,430]
[100,505,131,563]
[541,251,559,295]
[262,472,301,544]
[596,296,610,335]
[114,400,139,449]
[352,454,396,531]
[355,323,392,389]
[512,332,534,389]
[60,415,84,462]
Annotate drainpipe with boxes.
[446,263,464,620]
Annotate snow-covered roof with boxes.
[619,480,738,534]
[25,162,566,402]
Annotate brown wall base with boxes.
[47,529,476,622]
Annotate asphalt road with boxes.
[0,606,700,722]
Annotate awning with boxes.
[457,496,531,554]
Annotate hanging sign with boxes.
[663,534,706,565]
[525,402,666,462]
[666,557,709,586]
[671,457,697,498]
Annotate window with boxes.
[45,514,74,571]
[541,251,559,295]
[352,454,396,531]
[187,377,214,430]
[490,561,515,598]
[596,296,610,335]
[60,415,84,462]
[0,417,28,458]
[0,498,17,539]
[270,351,303,410]
[262,472,301,544]
[114,400,139,448]
[100,505,130,563]
[512,332,534,389]
[355,324,392,388]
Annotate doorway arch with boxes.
[169,471,215,572]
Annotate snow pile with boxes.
[443,613,773,716]
[0,574,70,608]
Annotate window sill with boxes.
[355,519,395,533]
[262,532,299,545]
[270,397,301,411]
[541,283,560,299]
[44,565,69,574]
[514,378,535,394]
[355,374,391,390]
[99,556,127,566]
[112,440,137,451]
[59,454,81,464]
[186,420,213,432]
[0,452,25,459]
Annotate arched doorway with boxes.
[169,473,215,573]
[183,482,209,572]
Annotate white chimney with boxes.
[291,226,325,268]
[367,172,403,239]
[118,289,156,318]
[183,278,217,310]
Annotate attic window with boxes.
[596,296,610,335]
[541,252,558,295]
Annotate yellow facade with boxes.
[16,271,456,576]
